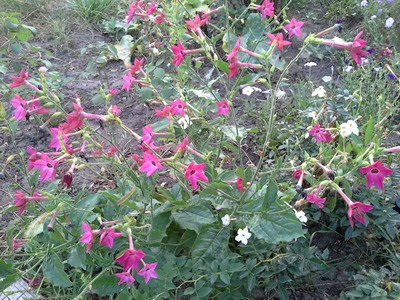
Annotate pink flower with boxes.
[284,18,304,39]
[10,94,27,120]
[292,169,305,180]
[306,193,326,208]
[14,191,46,215]
[31,153,58,182]
[255,0,274,20]
[60,102,84,133]
[308,122,333,143]
[154,11,165,24]
[171,41,186,66]
[155,105,171,118]
[146,1,157,15]
[109,105,121,117]
[184,162,209,190]
[49,127,69,151]
[27,98,50,115]
[109,88,118,95]
[185,14,206,33]
[80,222,95,253]
[9,69,28,88]
[320,31,369,65]
[228,58,240,78]
[348,202,374,228]
[139,151,163,176]
[173,137,189,155]
[267,32,291,51]
[128,58,145,75]
[217,100,230,116]
[227,38,241,61]
[359,160,393,190]
[236,177,244,192]
[141,125,156,150]
[12,238,27,250]
[170,98,186,117]
[115,271,135,286]
[384,146,400,153]
[138,262,158,284]
[122,73,136,91]
[99,228,122,249]
[115,248,146,272]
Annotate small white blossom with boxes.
[361,57,369,65]
[294,210,308,223]
[339,120,359,137]
[38,67,48,73]
[370,15,377,20]
[322,76,332,83]
[275,90,286,99]
[177,115,191,129]
[385,17,394,28]
[221,214,230,226]
[242,86,262,96]
[304,62,317,67]
[343,66,353,72]
[360,0,368,7]
[235,227,252,245]
[311,86,326,97]
[307,111,318,119]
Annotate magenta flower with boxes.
[155,105,172,118]
[228,57,240,78]
[170,98,186,117]
[306,193,326,208]
[109,105,121,117]
[10,94,27,121]
[14,191,46,215]
[255,0,274,20]
[139,151,164,176]
[9,69,28,89]
[49,127,69,151]
[128,58,145,75]
[115,271,135,286]
[227,38,241,61]
[217,100,230,116]
[31,153,58,182]
[115,248,146,272]
[185,14,206,37]
[292,169,305,180]
[173,137,189,155]
[27,98,50,115]
[99,228,122,249]
[348,202,374,228]
[60,102,84,133]
[80,222,95,253]
[138,262,158,284]
[121,73,136,91]
[308,122,333,143]
[267,32,291,51]
[284,18,304,39]
[171,41,186,66]
[184,162,209,190]
[359,160,393,190]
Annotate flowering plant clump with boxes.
[1,0,399,299]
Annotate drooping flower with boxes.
[128,58,145,75]
[49,127,69,151]
[284,18,304,38]
[216,100,230,116]
[99,228,123,249]
[115,248,146,272]
[155,105,172,118]
[138,262,158,284]
[60,102,84,133]
[9,69,28,89]
[267,32,291,51]
[235,227,252,245]
[171,42,186,66]
[255,0,274,20]
[339,120,359,137]
[173,137,189,155]
[185,14,206,38]
[115,271,135,286]
[348,202,374,228]
[308,122,333,143]
[184,162,209,190]
[14,191,46,215]
[31,153,58,182]
[10,94,27,120]
[306,193,326,208]
[109,105,121,117]
[227,38,241,61]
[80,222,95,253]
[359,160,393,190]
[292,169,305,180]
[228,57,240,78]
[170,98,186,117]
[139,151,163,176]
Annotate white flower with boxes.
[343,66,353,72]
[294,210,308,223]
[360,0,368,7]
[235,227,252,245]
[242,86,262,96]
[275,90,286,99]
[177,115,191,129]
[370,15,377,20]
[339,120,359,137]
[38,66,48,73]
[221,214,230,226]
[385,17,394,28]
[322,76,332,83]
[304,62,317,67]
[307,111,318,119]
[311,86,326,97]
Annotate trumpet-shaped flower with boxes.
[217,100,230,116]
[99,228,122,249]
[227,38,241,61]
[348,202,374,228]
[49,127,69,151]
[171,42,186,66]
[308,122,333,143]
[255,0,274,20]
[284,18,304,38]
[115,248,146,272]
[306,193,326,208]
[139,151,163,176]
[221,214,231,226]
[9,69,28,89]
[267,32,291,51]
[235,227,252,245]
[10,94,27,120]
[359,160,393,190]
[170,98,186,117]
[31,153,58,182]
[184,162,208,190]
[339,120,359,137]
[115,271,135,286]
[138,262,158,284]
[80,222,95,253]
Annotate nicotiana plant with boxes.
[1,0,399,298]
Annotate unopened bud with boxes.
[6,155,16,163]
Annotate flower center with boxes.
[371,168,379,174]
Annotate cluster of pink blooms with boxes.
[292,156,393,227]
[308,122,333,143]
[126,1,166,25]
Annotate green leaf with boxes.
[67,246,87,270]
[219,272,230,285]
[262,180,278,209]
[148,211,172,242]
[43,252,73,287]
[364,115,374,145]
[220,125,247,142]
[114,35,134,67]
[153,67,165,79]
[0,103,6,121]
[172,205,215,233]
[140,87,153,100]
[216,60,229,74]
[91,274,124,296]
[0,260,20,290]
[192,226,230,266]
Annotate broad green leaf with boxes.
[262,180,278,209]
[43,252,73,287]
[364,115,374,145]
[192,225,230,266]
[91,274,124,296]
[220,125,247,142]
[114,35,134,67]
[148,211,172,242]
[216,60,229,74]
[140,87,153,100]
[67,246,87,270]
[172,205,215,233]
